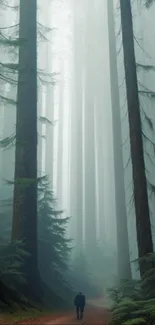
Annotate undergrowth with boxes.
[108,254,155,325]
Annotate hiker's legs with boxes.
[76,306,80,319]
[80,306,84,319]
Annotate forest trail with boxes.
[8,298,110,325]
[46,299,110,325]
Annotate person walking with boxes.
[74,292,86,320]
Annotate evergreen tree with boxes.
[84,0,97,262]
[70,0,84,250]
[56,61,64,207]
[11,0,38,295]
[0,1,19,200]
[0,177,73,307]
[38,178,72,301]
[107,0,131,281]
[119,0,153,276]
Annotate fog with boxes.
[0,0,155,305]
[38,0,118,293]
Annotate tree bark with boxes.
[45,9,54,182]
[57,61,64,208]
[94,0,106,247]
[1,85,16,200]
[120,0,153,276]
[84,0,97,260]
[107,0,132,281]
[73,0,84,251]
[37,88,43,177]
[12,0,38,289]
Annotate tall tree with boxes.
[119,0,153,276]
[37,88,43,177]
[45,86,54,181]
[0,4,17,196]
[107,0,132,281]
[1,85,16,200]
[94,0,106,247]
[73,0,84,250]
[12,0,38,290]
[45,7,54,181]
[84,0,97,260]
[69,60,77,243]
[57,60,64,208]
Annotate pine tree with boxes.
[107,0,132,281]
[70,0,84,250]
[84,0,97,262]
[44,3,54,181]
[0,1,19,199]
[57,61,64,208]
[0,240,31,308]
[94,0,106,248]
[0,177,73,306]
[1,84,16,200]
[38,177,72,305]
[119,0,153,276]
[11,0,39,294]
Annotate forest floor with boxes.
[0,298,110,325]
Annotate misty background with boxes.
[0,0,155,304]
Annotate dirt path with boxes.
[2,298,110,325]
[46,300,110,324]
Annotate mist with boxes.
[0,0,155,322]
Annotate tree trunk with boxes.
[73,0,84,251]
[12,0,38,291]
[84,0,97,261]
[1,85,16,200]
[37,88,43,177]
[74,70,83,250]
[107,0,132,281]
[57,61,64,208]
[45,86,53,181]
[94,0,106,248]
[45,9,54,182]
[120,0,153,276]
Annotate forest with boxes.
[0,0,155,324]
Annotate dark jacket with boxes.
[74,294,86,307]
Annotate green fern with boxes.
[109,270,155,325]
[116,298,140,310]
[123,318,146,325]
[130,310,148,318]
[107,287,123,304]
[112,312,128,324]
